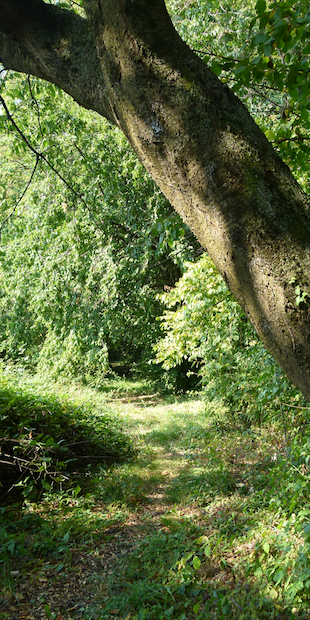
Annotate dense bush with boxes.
[0,73,198,382]
[154,253,304,423]
[0,366,134,498]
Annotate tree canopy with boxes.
[0,0,309,397]
[0,72,199,381]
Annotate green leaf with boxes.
[250,55,263,66]
[234,63,249,75]
[193,556,201,570]
[211,62,222,77]
[264,43,272,57]
[255,0,266,16]
[254,566,263,577]
[269,587,278,599]
[41,479,52,491]
[23,483,34,497]
[273,570,285,585]
[45,437,55,446]
[204,544,211,558]
[63,531,70,543]
[254,34,268,45]
[44,604,52,619]
[263,541,270,554]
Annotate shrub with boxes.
[154,253,303,423]
[0,366,134,498]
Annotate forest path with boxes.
[3,383,286,620]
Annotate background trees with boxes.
[169,0,310,189]
[0,0,309,394]
[1,5,310,616]
[0,71,199,382]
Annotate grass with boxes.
[0,365,135,500]
[1,368,310,619]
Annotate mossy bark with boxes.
[1,0,310,397]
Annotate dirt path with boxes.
[3,393,211,620]
[2,390,288,620]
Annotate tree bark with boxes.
[1,0,310,398]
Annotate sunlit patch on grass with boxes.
[2,371,310,619]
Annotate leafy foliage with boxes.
[169,0,310,192]
[0,365,134,498]
[154,254,304,423]
[0,72,198,381]
[232,0,310,189]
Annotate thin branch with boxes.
[193,49,293,114]
[0,94,106,232]
[67,453,118,459]
[275,136,310,145]
[0,155,39,240]
[281,402,310,410]
[246,86,284,110]
[0,94,38,155]
[74,143,107,198]
[288,459,308,477]
[147,246,189,270]
[27,75,43,138]
[193,48,240,63]
[73,142,151,243]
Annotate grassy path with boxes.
[1,377,310,620]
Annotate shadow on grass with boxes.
[1,498,305,620]
[98,520,307,620]
[86,407,310,619]
[1,376,310,619]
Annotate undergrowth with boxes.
[94,402,310,620]
[1,370,310,619]
[0,364,134,499]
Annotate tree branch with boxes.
[27,75,43,138]
[0,154,39,240]
[0,94,106,232]
[0,0,116,123]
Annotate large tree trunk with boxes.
[1,0,310,398]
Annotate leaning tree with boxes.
[0,0,310,397]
